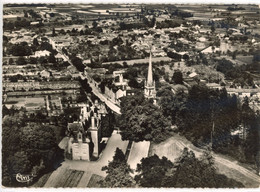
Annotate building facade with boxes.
[67,102,107,161]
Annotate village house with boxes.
[40,69,51,79]
[34,50,51,58]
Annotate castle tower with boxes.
[89,115,101,158]
[144,48,156,100]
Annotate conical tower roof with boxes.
[147,48,153,87]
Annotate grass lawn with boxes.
[87,174,104,188]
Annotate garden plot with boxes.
[53,169,84,188]
[5,96,45,110]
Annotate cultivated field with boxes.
[5,96,45,110]
[52,169,84,188]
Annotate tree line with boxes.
[2,109,64,187]
[99,147,244,188]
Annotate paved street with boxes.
[55,44,121,115]
[81,73,121,114]
[89,81,121,114]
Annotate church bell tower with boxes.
[144,48,156,102]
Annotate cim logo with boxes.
[15,173,35,183]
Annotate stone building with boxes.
[67,102,107,161]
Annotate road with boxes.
[44,131,128,187]
[127,141,150,175]
[152,134,260,188]
[80,73,121,114]
[54,43,122,114]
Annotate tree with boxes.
[135,154,173,187]
[92,21,98,29]
[183,54,189,61]
[176,84,240,148]
[8,42,32,56]
[157,86,187,124]
[232,51,237,60]
[167,51,182,61]
[162,148,244,188]
[151,16,156,28]
[211,24,215,33]
[135,147,243,188]
[100,148,135,187]
[16,56,27,65]
[33,38,39,46]
[9,58,14,65]
[119,22,127,30]
[52,28,56,37]
[172,70,183,84]
[48,53,56,63]
[71,56,85,72]
[118,93,172,143]
[2,112,64,187]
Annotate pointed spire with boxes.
[147,47,153,87]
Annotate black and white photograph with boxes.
[1,1,260,189]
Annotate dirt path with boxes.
[151,134,260,188]
[127,141,150,174]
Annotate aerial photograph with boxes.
[1,2,260,189]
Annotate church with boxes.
[67,101,107,161]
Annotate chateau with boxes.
[67,101,107,161]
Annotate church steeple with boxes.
[147,49,153,87]
[144,47,156,101]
